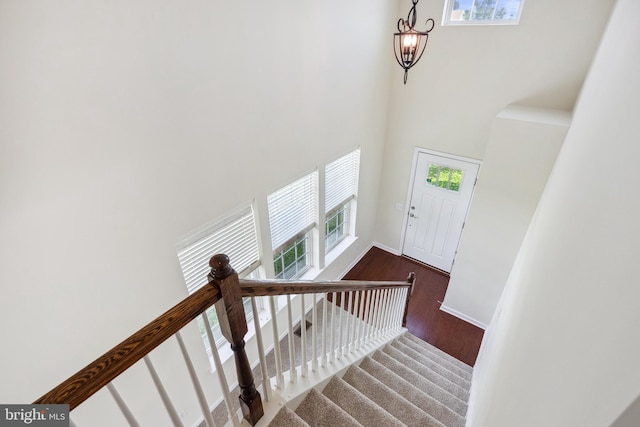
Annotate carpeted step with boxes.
[398,335,472,382]
[342,365,446,427]
[382,345,470,402]
[372,350,468,417]
[391,340,472,391]
[402,333,473,374]
[269,406,310,427]
[359,356,467,427]
[322,376,404,427]
[294,388,363,427]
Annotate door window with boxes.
[427,163,464,192]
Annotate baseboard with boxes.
[440,304,488,330]
[372,241,401,256]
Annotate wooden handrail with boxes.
[33,252,415,424]
[239,278,413,297]
[34,284,222,410]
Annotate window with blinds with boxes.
[176,205,260,295]
[268,171,318,279]
[267,172,318,252]
[176,205,261,351]
[325,148,360,252]
[325,148,360,214]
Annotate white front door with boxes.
[402,151,479,272]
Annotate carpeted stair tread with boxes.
[294,388,363,427]
[403,333,473,373]
[322,376,404,427]
[342,365,446,427]
[359,356,467,427]
[398,336,472,382]
[391,340,472,390]
[372,350,468,416]
[269,406,310,427]
[382,345,470,402]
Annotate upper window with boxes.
[176,205,262,350]
[325,149,360,252]
[443,0,525,25]
[268,171,318,279]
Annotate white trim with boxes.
[440,304,487,330]
[372,241,401,256]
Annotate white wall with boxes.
[467,1,640,425]
[0,0,395,421]
[442,105,570,328]
[374,0,614,252]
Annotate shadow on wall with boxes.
[611,392,640,427]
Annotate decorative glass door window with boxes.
[427,163,464,191]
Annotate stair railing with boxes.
[34,254,415,426]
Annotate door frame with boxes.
[399,147,482,270]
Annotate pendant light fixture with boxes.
[394,0,435,84]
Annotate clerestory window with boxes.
[443,0,525,25]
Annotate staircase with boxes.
[269,332,472,427]
[36,254,449,427]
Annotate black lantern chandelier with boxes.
[394,0,435,84]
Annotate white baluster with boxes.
[363,290,373,345]
[300,293,308,377]
[286,295,297,384]
[250,297,270,402]
[376,289,385,337]
[390,288,400,330]
[321,294,327,367]
[379,289,390,335]
[269,296,283,390]
[370,290,380,339]
[175,332,216,427]
[370,290,380,341]
[360,291,372,347]
[387,289,395,331]
[346,291,354,354]
[394,288,403,329]
[403,287,410,325]
[106,382,140,427]
[330,292,336,362]
[201,313,239,426]
[143,356,184,427]
[357,290,366,349]
[353,291,361,349]
[337,292,345,359]
[312,293,318,372]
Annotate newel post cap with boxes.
[209,254,236,280]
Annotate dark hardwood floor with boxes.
[343,246,484,366]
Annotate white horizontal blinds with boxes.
[325,148,360,213]
[268,171,318,250]
[177,206,259,295]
